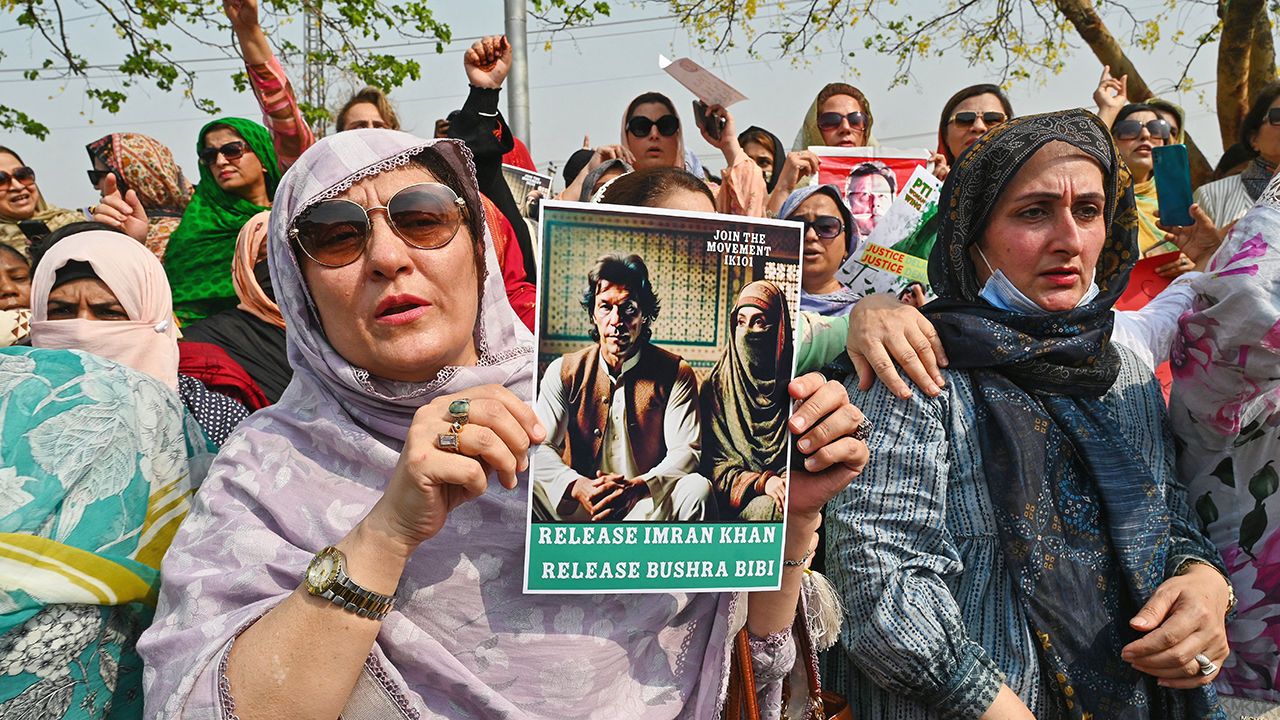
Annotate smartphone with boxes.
[1152,144,1194,227]
[692,100,725,141]
[17,220,51,244]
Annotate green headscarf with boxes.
[164,117,280,323]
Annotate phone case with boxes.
[1152,144,1194,227]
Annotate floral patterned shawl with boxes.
[137,130,738,719]
[86,133,193,261]
[1171,172,1280,706]
[0,347,213,718]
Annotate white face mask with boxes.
[975,246,1100,314]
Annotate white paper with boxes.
[658,54,747,107]
[862,165,943,250]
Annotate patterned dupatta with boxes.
[922,109,1224,719]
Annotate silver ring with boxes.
[1194,653,1217,677]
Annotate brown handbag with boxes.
[724,611,853,720]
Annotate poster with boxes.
[658,54,747,107]
[526,200,802,593]
[835,165,943,299]
[501,163,553,220]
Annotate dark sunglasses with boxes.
[1267,107,1280,126]
[1112,118,1171,141]
[289,182,468,268]
[800,215,844,240]
[947,110,1007,127]
[0,166,36,186]
[86,169,129,193]
[626,115,680,138]
[816,111,867,131]
[198,140,250,166]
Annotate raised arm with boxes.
[224,0,315,170]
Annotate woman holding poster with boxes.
[138,130,868,719]
[826,110,1232,719]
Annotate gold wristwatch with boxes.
[304,546,396,621]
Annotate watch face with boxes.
[306,552,338,592]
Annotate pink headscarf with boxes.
[29,230,180,390]
[231,211,285,329]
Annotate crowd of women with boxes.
[0,0,1277,717]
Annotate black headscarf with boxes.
[700,280,793,515]
[737,126,786,194]
[922,109,1225,719]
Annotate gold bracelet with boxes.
[1174,557,1236,615]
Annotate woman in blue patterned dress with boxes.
[825,109,1233,719]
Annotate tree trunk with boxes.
[1054,0,1214,185]
[1247,6,1276,121]
[1217,0,1266,151]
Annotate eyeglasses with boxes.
[1267,107,1280,126]
[626,115,680,138]
[816,111,867,131]
[198,140,251,166]
[798,215,844,239]
[947,111,1007,128]
[289,182,468,268]
[0,166,36,187]
[1112,118,1171,141]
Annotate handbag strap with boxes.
[728,628,761,720]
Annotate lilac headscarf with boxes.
[138,131,737,719]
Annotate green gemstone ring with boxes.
[448,398,470,424]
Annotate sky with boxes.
[1,0,1230,210]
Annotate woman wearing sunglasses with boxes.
[778,185,862,317]
[615,91,768,216]
[138,130,866,718]
[0,147,82,256]
[761,83,876,217]
[161,118,282,325]
[85,133,193,261]
[1108,104,1196,278]
[936,84,1013,170]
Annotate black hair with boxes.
[563,148,594,186]
[1241,81,1280,158]
[624,92,680,126]
[1113,103,1162,128]
[847,161,897,194]
[0,243,28,267]
[579,254,660,342]
[599,167,715,209]
[1215,142,1255,179]
[936,84,1015,162]
[30,221,116,274]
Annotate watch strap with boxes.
[311,547,396,621]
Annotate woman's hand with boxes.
[362,385,544,558]
[786,372,868,519]
[1154,252,1196,279]
[846,293,948,399]
[699,103,746,167]
[464,35,512,90]
[928,152,950,181]
[223,0,259,31]
[1157,203,1226,272]
[1093,64,1129,127]
[1122,563,1232,688]
[775,150,820,193]
[764,472,787,514]
[92,173,150,244]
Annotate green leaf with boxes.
[1211,457,1235,488]
[1248,460,1278,503]
[1240,502,1269,558]
[1195,492,1219,526]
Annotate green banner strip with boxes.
[526,522,785,592]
